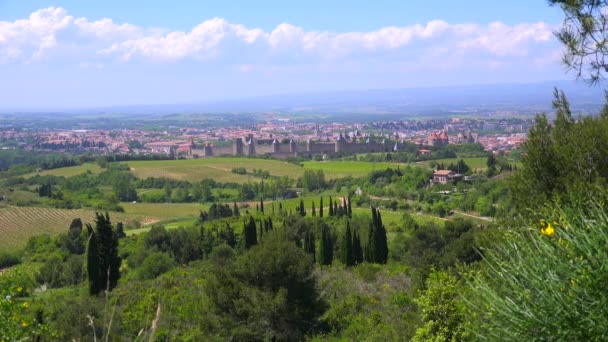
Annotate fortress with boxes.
[186,133,401,159]
[150,130,478,159]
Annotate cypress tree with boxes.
[244,216,258,248]
[95,212,121,293]
[341,221,354,266]
[328,196,334,216]
[259,219,264,239]
[319,223,333,265]
[376,209,388,264]
[347,196,352,218]
[304,230,316,263]
[319,197,324,218]
[334,201,339,217]
[352,228,363,264]
[299,199,306,217]
[312,202,316,216]
[260,199,264,214]
[86,226,100,295]
[256,204,259,212]
[233,202,240,217]
[365,222,376,263]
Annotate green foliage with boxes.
[413,270,468,342]
[301,169,326,191]
[341,220,354,266]
[136,252,176,280]
[86,212,122,295]
[511,90,608,214]
[365,207,388,264]
[318,221,334,266]
[550,0,608,83]
[468,206,608,341]
[204,233,325,340]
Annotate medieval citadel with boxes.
[149,130,479,159]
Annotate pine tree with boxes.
[319,197,324,218]
[341,221,354,266]
[352,228,363,265]
[312,201,316,216]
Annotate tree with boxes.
[86,212,121,295]
[233,202,240,217]
[244,216,258,249]
[413,270,468,342]
[550,0,608,84]
[260,198,264,214]
[347,196,352,218]
[341,221,354,266]
[319,197,324,218]
[366,207,388,264]
[299,199,306,217]
[328,196,334,216]
[318,223,333,265]
[352,228,363,265]
[486,153,497,177]
[304,229,316,263]
[312,201,316,216]
[86,228,100,295]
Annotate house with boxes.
[432,170,463,184]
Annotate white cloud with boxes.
[0,6,557,66]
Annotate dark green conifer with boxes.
[341,221,354,266]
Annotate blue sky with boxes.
[0,1,569,109]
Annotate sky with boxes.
[0,1,569,109]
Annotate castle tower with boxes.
[272,138,280,153]
[204,142,213,157]
[247,137,255,156]
[233,138,244,155]
[289,139,297,153]
[335,132,345,153]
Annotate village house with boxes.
[432,169,463,184]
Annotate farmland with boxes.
[125,157,304,183]
[121,202,206,220]
[302,161,406,179]
[24,163,103,178]
[0,206,154,251]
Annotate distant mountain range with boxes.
[4,80,606,117]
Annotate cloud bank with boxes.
[0,7,556,66]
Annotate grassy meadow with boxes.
[125,157,304,183]
[23,163,103,178]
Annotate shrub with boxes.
[468,205,608,341]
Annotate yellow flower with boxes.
[16,287,22,293]
[21,321,28,327]
[541,222,555,236]
[22,302,29,309]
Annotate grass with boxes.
[0,206,153,251]
[23,163,102,178]
[302,161,406,179]
[121,202,207,220]
[125,157,304,183]
[125,218,197,236]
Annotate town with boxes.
[1,117,530,159]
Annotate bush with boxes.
[0,250,21,268]
[136,252,176,280]
[468,205,608,341]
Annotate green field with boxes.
[121,202,206,220]
[302,161,406,179]
[24,163,103,178]
[0,206,153,251]
[125,157,304,183]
